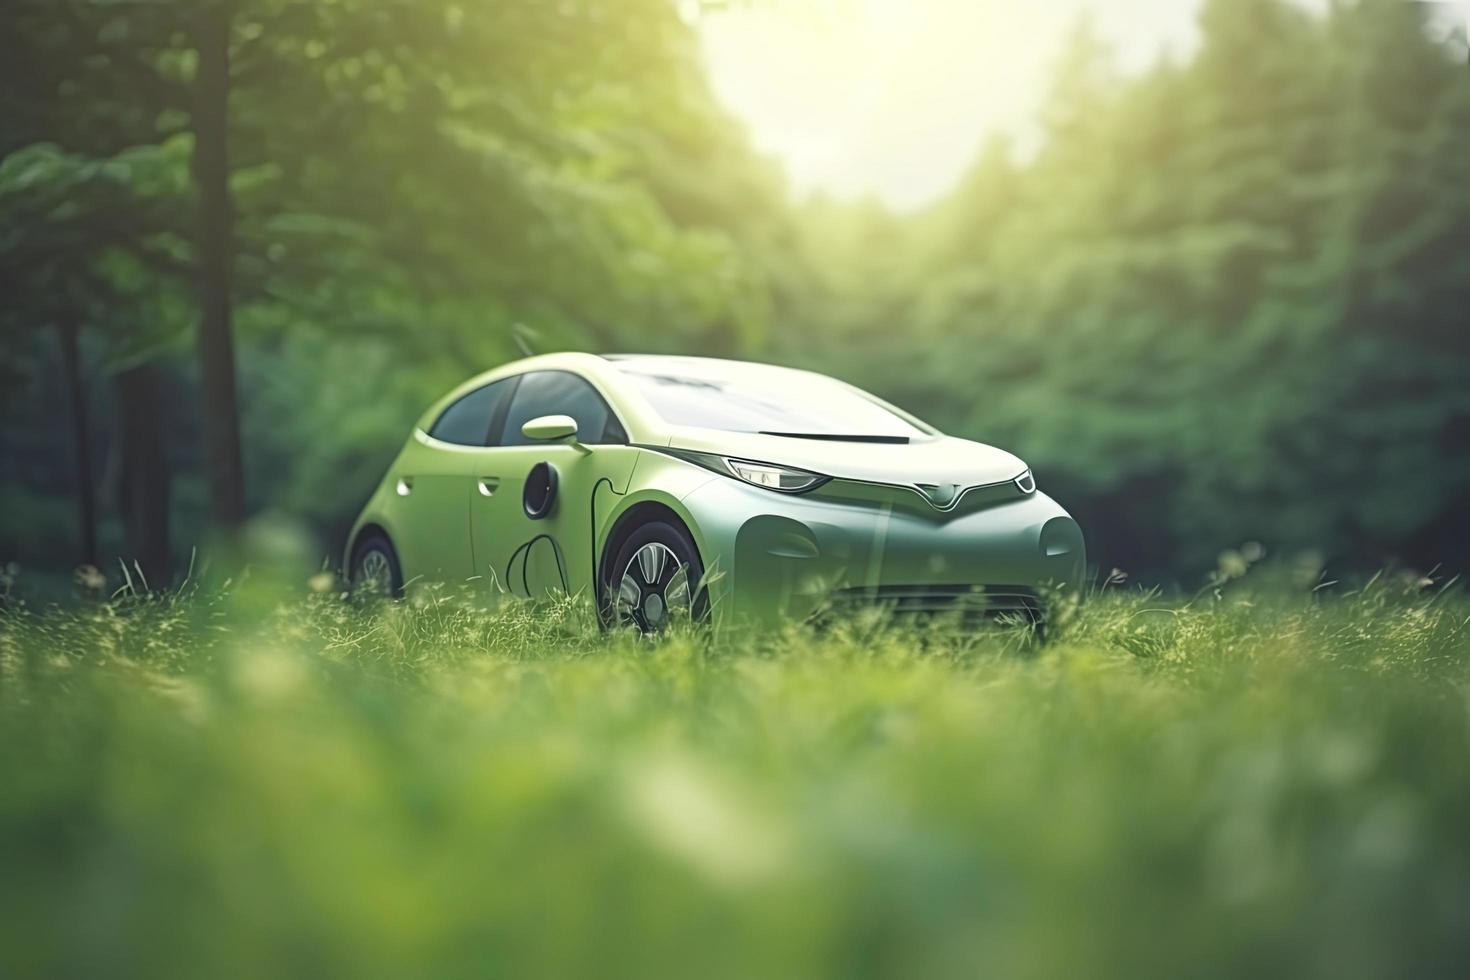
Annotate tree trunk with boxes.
[114,365,173,589]
[56,318,98,568]
[192,3,246,531]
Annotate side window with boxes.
[427,379,512,447]
[498,371,627,447]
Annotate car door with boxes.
[468,370,640,602]
[389,378,514,586]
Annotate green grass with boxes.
[2,575,1468,980]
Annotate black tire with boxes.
[600,520,707,633]
[350,533,404,599]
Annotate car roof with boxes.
[415,352,871,445]
[429,353,819,412]
[415,352,672,441]
[601,354,827,382]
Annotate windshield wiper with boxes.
[759,431,910,445]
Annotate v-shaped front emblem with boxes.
[917,483,961,508]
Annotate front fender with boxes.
[597,450,718,561]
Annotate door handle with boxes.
[477,477,500,498]
[395,477,413,497]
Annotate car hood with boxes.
[661,427,1027,491]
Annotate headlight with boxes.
[723,458,828,494]
[1014,469,1036,495]
[666,449,830,494]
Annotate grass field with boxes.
[2,572,1468,980]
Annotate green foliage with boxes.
[0,0,782,570]
[2,579,1468,978]
[817,0,1470,575]
[0,140,194,372]
[1,0,1466,581]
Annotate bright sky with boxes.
[695,0,1367,211]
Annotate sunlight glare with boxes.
[698,0,1208,211]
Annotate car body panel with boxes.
[468,443,640,599]
[659,428,1027,492]
[346,352,1087,628]
[675,467,1083,625]
[367,431,480,585]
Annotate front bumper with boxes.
[681,475,1086,626]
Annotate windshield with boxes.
[615,359,932,440]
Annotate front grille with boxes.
[818,478,1026,520]
[820,584,1043,629]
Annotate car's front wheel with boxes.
[601,520,706,633]
[350,533,403,599]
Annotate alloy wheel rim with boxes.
[615,542,692,632]
[355,549,392,596]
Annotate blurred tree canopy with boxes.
[1,0,1466,586]
[777,0,1470,579]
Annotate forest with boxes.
[2,0,1468,590]
[5,5,1470,977]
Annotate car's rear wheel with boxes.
[601,520,706,633]
[350,533,403,599]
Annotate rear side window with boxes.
[498,371,627,446]
[428,379,512,446]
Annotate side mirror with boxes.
[521,414,579,443]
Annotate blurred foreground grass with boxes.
[2,577,1468,980]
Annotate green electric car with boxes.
[346,353,1085,632]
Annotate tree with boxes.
[1,0,781,575]
[192,2,246,530]
[0,142,191,583]
[835,0,1470,577]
